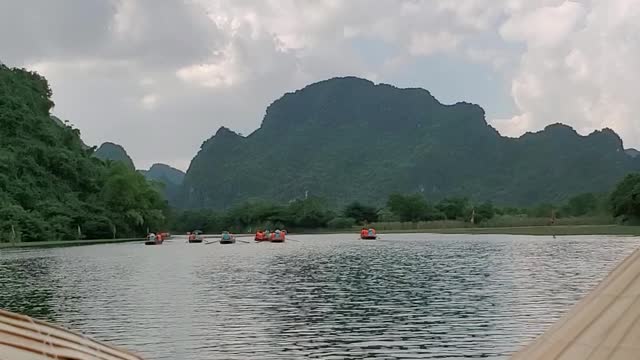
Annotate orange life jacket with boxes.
[256,232,264,240]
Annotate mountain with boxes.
[181,76,640,209]
[140,164,185,204]
[0,65,166,241]
[141,163,185,185]
[51,116,90,149]
[626,148,640,158]
[94,142,135,170]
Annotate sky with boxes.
[1,0,639,171]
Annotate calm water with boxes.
[1,234,639,359]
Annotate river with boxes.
[1,233,638,359]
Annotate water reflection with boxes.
[0,234,638,359]
[0,254,58,321]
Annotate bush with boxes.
[327,217,356,229]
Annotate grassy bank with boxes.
[0,238,144,249]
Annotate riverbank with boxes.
[383,225,640,236]
[0,237,144,249]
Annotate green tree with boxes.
[435,197,470,220]
[387,193,430,222]
[610,173,640,221]
[0,65,167,241]
[474,202,495,223]
[343,201,378,224]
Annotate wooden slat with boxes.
[512,248,640,359]
[0,309,144,360]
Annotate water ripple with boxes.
[1,234,638,359]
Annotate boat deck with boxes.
[512,247,640,359]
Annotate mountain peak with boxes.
[94,142,135,170]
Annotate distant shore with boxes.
[2,225,639,250]
[0,238,144,249]
[382,225,640,236]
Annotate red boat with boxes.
[360,228,377,240]
[255,231,268,242]
[270,230,286,243]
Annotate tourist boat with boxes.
[270,230,286,243]
[0,308,144,359]
[360,228,377,240]
[219,232,236,244]
[145,234,163,245]
[188,230,204,243]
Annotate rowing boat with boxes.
[0,308,144,359]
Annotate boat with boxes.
[188,230,204,243]
[254,231,268,241]
[219,231,236,244]
[145,233,163,245]
[270,230,286,243]
[360,228,377,240]
[0,308,143,359]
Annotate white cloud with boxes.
[409,32,460,56]
[494,0,640,149]
[500,1,586,48]
[2,0,640,170]
[140,94,158,110]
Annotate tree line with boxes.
[170,173,640,233]
[0,65,168,242]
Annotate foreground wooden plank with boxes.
[0,309,143,360]
[512,247,640,359]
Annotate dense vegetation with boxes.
[94,142,135,170]
[170,187,619,234]
[0,65,167,242]
[181,77,640,210]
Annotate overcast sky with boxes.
[1,0,639,171]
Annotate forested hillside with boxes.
[0,65,167,242]
[94,142,135,170]
[181,77,640,209]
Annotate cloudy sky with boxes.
[1,0,639,170]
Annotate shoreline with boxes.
[294,225,640,237]
[380,225,640,236]
[2,225,639,250]
[0,237,144,249]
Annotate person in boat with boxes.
[368,228,376,237]
[360,228,368,238]
[221,231,232,241]
[148,232,156,242]
[274,229,282,241]
[156,233,163,243]
[264,229,271,240]
[188,232,196,242]
[255,230,265,241]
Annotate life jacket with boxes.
[189,234,196,241]
[256,232,264,240]
[157,234,163,241]
[361,229,368,237]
